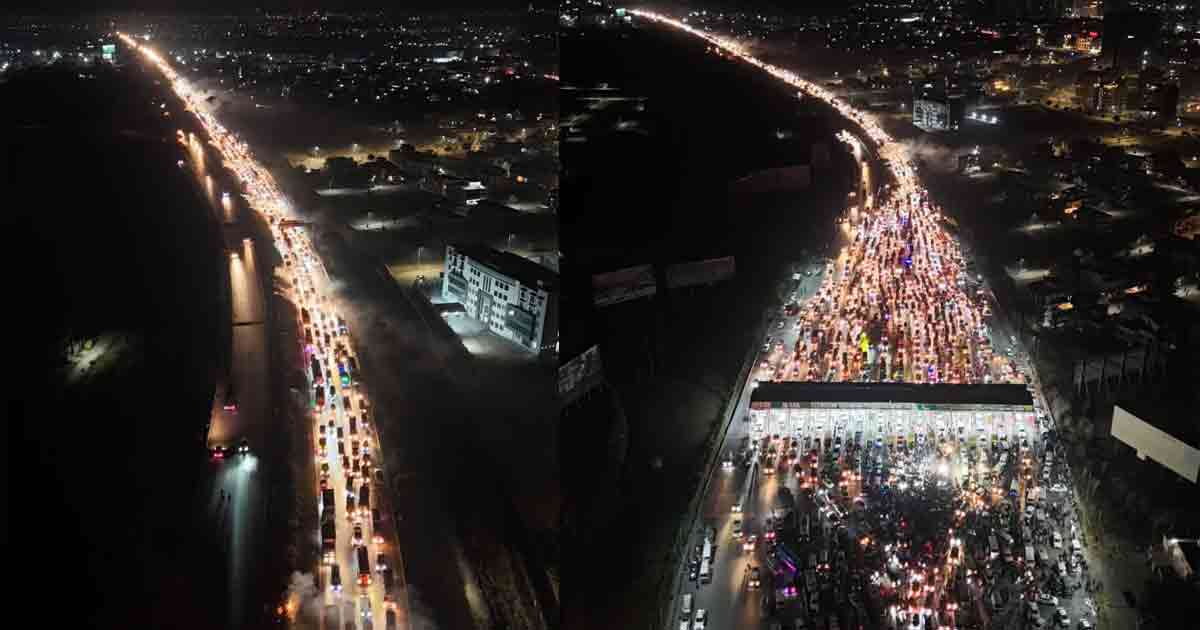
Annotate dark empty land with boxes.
[12,65,228,628]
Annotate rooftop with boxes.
[451,242,558,292]
[750,381,1034,410]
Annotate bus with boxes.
[1009,478,1019,497]
[699,559,711,584]
[702,539,713,563]
[338,361,351,387]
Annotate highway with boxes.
[122,33,410,630]
[179,123,273,630]
[632,11,1067,630]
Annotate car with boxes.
[376,552,388,571]
[330,564,342,592]
[353,525,364,545]
[692,609,707,630]
[744,534,757,552]
[1037,593,1059,606]
[748,566,761,589]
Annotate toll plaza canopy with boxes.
[750,381,1034,411]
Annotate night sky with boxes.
[4,1,551,14]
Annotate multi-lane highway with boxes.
[121,33,410,630]
[631,10,1072,630]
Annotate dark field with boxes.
[11,65,228,628]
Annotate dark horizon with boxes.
[2,1,551,16]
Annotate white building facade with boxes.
[442,244,558,353]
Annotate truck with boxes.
[321,518,336,564]
[322,489,335,515]
[301,308,311,325]
[359,484,371,516]
[207,380,250,458]
[356,546,371,586]
[310,355,323,385]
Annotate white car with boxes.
[1037,593,1059,606]
[692,609,707,630]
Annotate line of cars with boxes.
[288,231,400,630]
[123,32,402,628]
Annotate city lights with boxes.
[634,11,1020,387]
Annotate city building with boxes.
[912,93,964,132]
[1135,69,1180,121]
[1102,9,1161,72]
[442,243,558,353]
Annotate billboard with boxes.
[101,44,116,63]
[558,345,604,406]
[592,264,656,307]
[1111,405,1200,484]
[665,256,736,289]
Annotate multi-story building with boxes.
[442,243,558,353]
[1102,9,1161,71]
[913,93,964,131]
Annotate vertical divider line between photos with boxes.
[658,299,773,630]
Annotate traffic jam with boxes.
[702,410,1093,630]
[120,34,402,630]
[634,11,1100,630]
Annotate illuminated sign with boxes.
[101,44,116,62]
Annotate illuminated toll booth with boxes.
[749,382,1036,450]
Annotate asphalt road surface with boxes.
[185,132,276,630]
